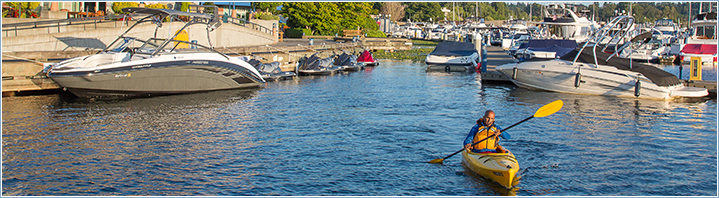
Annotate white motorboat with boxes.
[652,18,680,42]
[46,8,265,98]
[426,41,479,72]
[618,31,671,63]
[496,15,708,100]
[539,3,599,43]
[678,12,717,65]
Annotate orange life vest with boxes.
[472,125,501,150]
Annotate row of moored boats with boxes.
[424,4,714,101]
[44,8,378,99]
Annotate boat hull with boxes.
[426,63,475,72]
[461,150,520,189]
[359,60,378,66]
[262,72,296,81]
[49,64,263,98]
[425,55,478,72]
[496,60,708,100]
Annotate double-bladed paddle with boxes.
[428,100,564,164]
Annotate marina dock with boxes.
[480,45,516,83]
[1,39,715,97]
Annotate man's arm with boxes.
[464,125,480,147]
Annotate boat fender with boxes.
[634,80,641,97]
[445,66,451,72]
[511,67,518,80]
[574,72,582,88]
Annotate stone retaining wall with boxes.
[2,21,275,52]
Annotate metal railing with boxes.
[188,4,272,36]
[2,8,273,37]
[2,14,135,37]
[224,16,272,35]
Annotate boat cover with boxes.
[429,42,478,56]
[560,47,681,86]
[299,53,321,70]
[247,59,283,74]
[680,44,718,55]
[630,32,653,43]
[357,50,376,62]
[523,39,577,57]
[247,59,262,68]
[334,52,357,66]
[259,62,282,74]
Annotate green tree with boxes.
[337,2,374,31]
[6,2,39,18]
[180,2,190,12]
[404,2,442,22]
[281,2,377,35]
[112,2,139,14]
[282,2,341,35]
[255,2,282,14]
[489,2,509,20]
[145,3,167,9]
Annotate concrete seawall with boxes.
[2,21,276,52]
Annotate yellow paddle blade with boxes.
[534,100,563,118]
[428,158,444,164]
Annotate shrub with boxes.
[145,3,167,9]
[255,12,279,20]
[364,30,386,38]
[5,2,39,18]
[180,2,190,12]
[286,28,312,38]
[112,2,139,14]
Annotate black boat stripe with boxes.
[49,60,263,83]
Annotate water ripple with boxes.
[2,61,716,196]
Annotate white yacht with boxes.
[678,12,717,65]
[539,3,599,43]
[496,15,708,100]
[46,8,265,98]
[652,18,680,42]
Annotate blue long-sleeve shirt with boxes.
[463,122,509,153]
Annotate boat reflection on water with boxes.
[462,163,519,196]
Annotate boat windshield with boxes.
[654,19,673,27]
[653,31,676,35]
[110,37,136,52]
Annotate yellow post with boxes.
[174,29,189,49]
[690,57,702,81]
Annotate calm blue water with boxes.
[2,61,717,196]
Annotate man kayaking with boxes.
[464,110,510,153]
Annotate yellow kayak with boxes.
[461,150,520,188]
